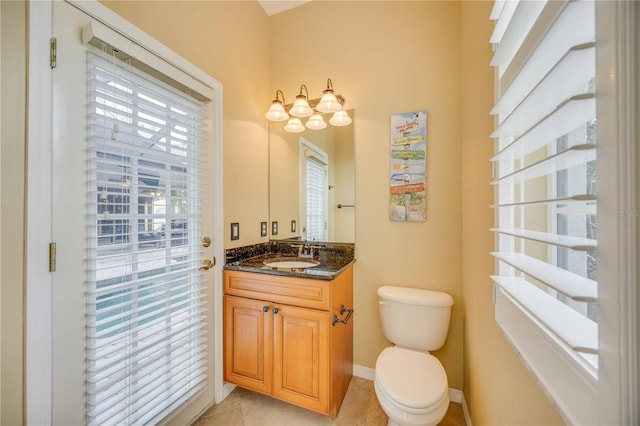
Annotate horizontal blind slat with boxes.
[126,363,207,424]
[491,228,596,251]
[489,0,506,21]
[87,84,205,128]
[489,0,546,70]
[88,335,206,404]
[88,270,202,302]
[88,337,205,406]
[493,49,594,141]
[138,378,207,426]
[498,0,594,95]
[492,252,597,301]
[88,124,205,158]
[90,300,205,342]
[87,57,206,113]
[491,194,596,208]
[492,43,594,120]
[492,276,598,354]
[492,94,595,155]
[87,326,206,388]
[89,286,204,330]
[489,0,519,45]
[493,144,595,183]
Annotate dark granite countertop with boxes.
[223,241,355,281]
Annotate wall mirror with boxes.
[268,110,355,243]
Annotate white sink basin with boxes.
[263,258,320,269]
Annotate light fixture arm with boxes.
[274,89,286,105]
[297,84,309,100]
[324,78,334,94]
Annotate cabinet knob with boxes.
[262,305,269,312]
[272,307,279,314]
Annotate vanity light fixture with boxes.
[316,79,342,113]
[289,84,314,117]
[265,89,289,122]
[305,114,327,130]
[265,78,349,132]
[284,118,305,133]
[329,110,352,126]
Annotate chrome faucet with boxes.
[298,242,314,258]
[291,241,321,258]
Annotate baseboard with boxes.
[352,364,465,409]
[352,364,376,381]
[462,392,472,426]
[221,382,236,400]
[448,388,462,404]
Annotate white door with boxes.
[50,2,219,424]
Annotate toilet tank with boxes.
[378,286,453,351]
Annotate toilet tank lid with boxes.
[378,286,453,307]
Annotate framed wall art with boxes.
[389,111,427,222]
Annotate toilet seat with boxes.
[375,347,449,414]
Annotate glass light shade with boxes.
[329,110,352,126]
[305,114,327,130]
[265,102,289,122]
[284,118,305,133]
[289,98,313,117]
[316,92,341,113]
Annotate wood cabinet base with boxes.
[224,267,353,418]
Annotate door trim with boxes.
[26,1,53,424]
[26,1,226,423]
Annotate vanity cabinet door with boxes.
[224,295,273,394]
[272,304,330,414]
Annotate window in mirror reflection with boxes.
[301,139,328,241]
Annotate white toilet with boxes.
[373,285,454,426]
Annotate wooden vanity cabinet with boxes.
[223,267,353,418]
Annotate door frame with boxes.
[25,1,227,423]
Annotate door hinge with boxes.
[50,38,57,69]
[49,242,57,272]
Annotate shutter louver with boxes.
[489,1,599,423]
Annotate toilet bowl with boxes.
[374,347,449,426]
[374,286,453,426]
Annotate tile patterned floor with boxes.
[193,377,466,426]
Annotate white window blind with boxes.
[305,155,328,241]
[489,1,598,424]
[300,140,328,242]
[86,50,207,425]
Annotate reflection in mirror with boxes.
[269,110,355,243]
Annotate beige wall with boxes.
[1,1,26,424]
[460,2,563,425]
[102,0,271,249]
[270,1,464,389]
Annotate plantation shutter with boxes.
[305,155,328,241]
[489,1,598,423]
[86,49,208,425]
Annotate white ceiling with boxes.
[258,0,310,16]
